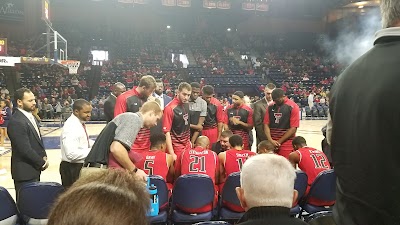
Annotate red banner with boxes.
[217,1,230,9]
[203,0,217,9]
[161,0,176,6]
[177,0,191,7]
[134,0,148,4]
[242,2,255,10]
[256,3,269,11]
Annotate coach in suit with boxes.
[104,82,126,123]
[8,88,48,199]
[151,80,172,134]
[253,83,275,145]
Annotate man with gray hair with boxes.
[329,1,400,224]
[236,154,307,225]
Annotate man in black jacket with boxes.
[103,82,125,123]
[330,1,400,224]
[8,88,48,199]
[236,154,307,225]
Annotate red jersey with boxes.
[224,149,256,177]
[175,146,218,184]
[224,104,253,150]
[114,87,150,152]
[163,98,191,156]
[295,147,333,206]
[263,97,300,158]
[136,150,170,183]
[175,146,218,213]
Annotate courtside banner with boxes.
[20,57,51,64]
[177,0,191,7]
[217,1,230,9]
[256,2,269,11]
[242,2,255,10]
[0,57,20,67]
[203,0,217,9]
[134,0,148,4]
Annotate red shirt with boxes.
[295,147,333,206]
[114,87,150,152]
[175,146,218,213]
[223,104,254,150]
[263,97,299,152]
[163,98,191,156]
[224,149,256,177]
[175,146,218,184]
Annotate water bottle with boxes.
[147,178,159,216]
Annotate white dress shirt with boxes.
[60,114,92,163]
[154,93,165,110]
[18,108,41,138]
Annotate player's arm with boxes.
[288,151,300,168]
[174,154,182,182]
[110,141,136,171]
[214,152,220,185]
[218,152,226,184]
[216,102,224,139]
[162,106,176,160]
[166,154,175,184]
[223,111,230,131]
[191,116,205,144]
[277,104,300,145]
[236,109,254,130]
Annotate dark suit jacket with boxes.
[150,94,172,135]
[104,94,117,123]
[253,98,269,145]
[8,110,47,181]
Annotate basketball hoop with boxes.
[60,60,80,74]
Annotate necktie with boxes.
[82,123,90,148]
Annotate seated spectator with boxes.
[288,136,333,206]
[47,169,149,225]
[41,98,53,119]
[236,154,308,225]
[257,140,276,154]
[136,133,174,191]
[61,100,73,120]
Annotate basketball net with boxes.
[60,60,80,74]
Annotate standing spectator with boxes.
[189,82,207,145]
[253,83,276,145]
[104,82,126,123]
[60,99,93,188]
[308,92,314,108]
[0,99,11,145]
[329,1,400,224]
[163,82,192,160]
[202,85,224,145]
[223,91,254,150]
[263,89,300,158]
[8,88,48,199]
[236,154,308,225]
[82,101,162,181]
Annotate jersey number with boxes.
[310,154,329,169]
[189,155,206,173]
[144,160,154,175]
[237,158,244,171]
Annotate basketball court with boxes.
[0,119,327,200]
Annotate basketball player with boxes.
[289,136,333,206]
[202,85,224,145]
[174,136,218,213]
[218,135,256,212]
[223,91,253,150]
[135,133,174,191]
[263,88,300,158]
[163,82,192,160]
[257,140,276,154]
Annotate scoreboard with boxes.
[0,38,7,56]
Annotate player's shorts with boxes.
[202,127,218,145]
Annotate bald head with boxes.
[113,82,126,97]
[195,136,210,149]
